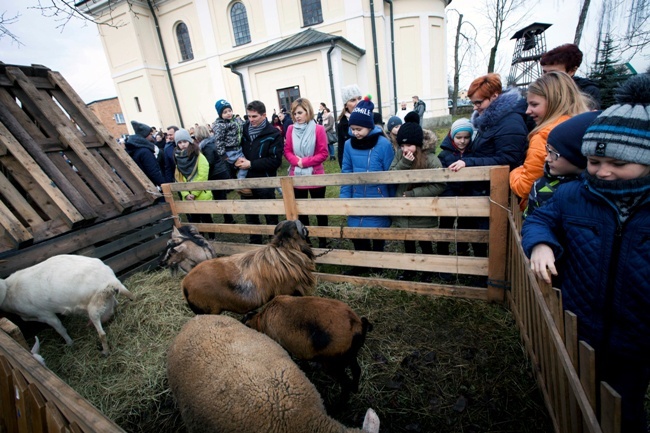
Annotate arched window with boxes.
[231,2,251,46]
[301,0,323,26]
[176,22,194,61]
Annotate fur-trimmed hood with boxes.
[471,88,524,132]
[422,129,438,153]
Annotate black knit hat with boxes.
[582,74,650,165]
[396,112,423,146]
[131,120,152,138]
[547,111,601,169]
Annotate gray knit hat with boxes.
[174,128,193,145]
[341,84,362,104]
[386,116,402,133]
[131,120,152,138]
[582,74,650,165]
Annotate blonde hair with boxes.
[290,98,315,123]
[527,71,588,137]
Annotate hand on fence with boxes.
[448,160,466,172]
[530,244,557,284]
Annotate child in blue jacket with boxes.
[522,74,650,433]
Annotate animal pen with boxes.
[0,64,624,432]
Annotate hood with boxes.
[422,129,438,153]
[125,134,155,153]
[472,88,524,132]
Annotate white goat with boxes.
[0,255,134,356]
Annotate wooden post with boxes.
[487,166,509,302]
[281,177,298,221]
[161,183,181,228]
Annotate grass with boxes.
[34,270,553,433]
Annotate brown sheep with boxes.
[167,315,380,433]
[180,220,316,314]
[243,295,372,402]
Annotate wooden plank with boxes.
[315,272,489,300]
[45,401,68,433]
[25,383,47,433]
[0,112,92,224]
[94,148,157,206]
[102,235,169,275]
[0,355,18,433]
[0,204,172,277]
[118,256,164,280]
[0,318,29,350]
[12,369,29,433]
[486,166,509,302]
[0,332,125,432]
[170,166,495,192]
[0,197,34,248]
[0,170,45,227]
[161,184,181,228]
[47,150,105,209]
[578,341,597,411]
[0,88,46,142]
[62,151,125,211]
[599,382,621,433]
[89,219,174,259]
[173,196,490,218]
[280,177,298,220]
[564,311,579,368]
[211,242,489,275]
[48,71,157,196]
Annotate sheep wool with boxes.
[167,315,380,433]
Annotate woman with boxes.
[174,128,213,228]
[336,84,363,167]
[445,73,528,261]
[284,98,330,248]
[321,104,336,161]
[195,125,236,224]
[509,71,588,210]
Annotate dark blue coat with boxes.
[522,180,650,360]
[125,134,165,187]
[163,141,176,184]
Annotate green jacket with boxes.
[175,153,213,201]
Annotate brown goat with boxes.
[181,220,316,314]
[243,295,372,402]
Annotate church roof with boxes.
[225,28,365,68]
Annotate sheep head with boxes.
[271,220,313,260]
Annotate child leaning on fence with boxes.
[521,74,650,433]
[522,110,600,219]
[389,113,445,282]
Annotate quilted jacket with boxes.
[522,180,650,360]
[339,126,395,228]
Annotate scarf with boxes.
[174,149,199,182]
[292,121,317,176]
[247,120,267,141]
[585,173,650,223]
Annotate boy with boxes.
[523,110,600,218]
[211,99,246,186]
[522,74,650,433]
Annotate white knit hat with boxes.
[341,84,362,104]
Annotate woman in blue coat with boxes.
[339,96,394,275]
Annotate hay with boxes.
[37,270,553,432]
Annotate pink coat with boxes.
[284,124,329,189]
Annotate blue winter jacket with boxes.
[125,134,165,187]
[339,126,395,228]
[522,180,650,360]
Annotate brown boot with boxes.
[237,188,253,196]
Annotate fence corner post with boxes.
[487,166,509,302]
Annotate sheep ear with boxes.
[362,408,380,433]
[172,226,182,239]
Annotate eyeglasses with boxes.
[545,144,561,161]
[471,99,485,107]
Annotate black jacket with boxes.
[573,76,601,109]
[241,121,283,178]
[125,134,165,187]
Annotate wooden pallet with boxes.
[0,63,159,253]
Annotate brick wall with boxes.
[87,97,128,142]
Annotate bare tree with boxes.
[481,0,531,73]
[448,9,479,115]
[574,0,592,45]
[0,11,22,45]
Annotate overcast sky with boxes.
[1,0,647,103]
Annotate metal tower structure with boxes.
[507,23,552,90]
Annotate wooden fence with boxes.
[507,195,621,433]
[162,165,510,301]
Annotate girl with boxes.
[336,84,363,167]
[437,118,475,273]
[339,96,395,276]
[284,98,330,248]
[321,105,337,161]
[510,71,588,210]
[390,116,445,281]
[174,128,213,227]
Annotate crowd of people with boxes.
[120,42,648,431]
